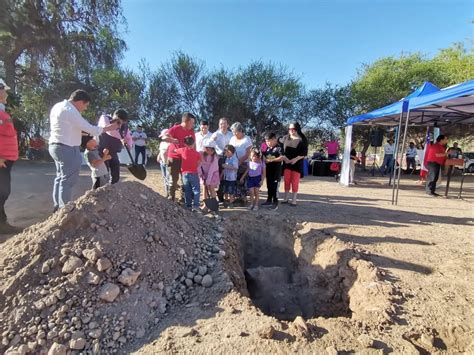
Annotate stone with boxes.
[118,268,141,286]
[186,271,195,279]
[201,275,213,288]
[48,342,67,355]
[185,278,193,287]
[82,248,103,263]
[96,257,112,272]
[175,328,198,338]
[86,272,101,285]
[88,329,102,339]
[193,275,203,284]
[98,283,120,303]
[198,266,207,276]
[357,334,374,348]
[69,337,86,350]
[41,263,51,274]
[62,256,83,274]
[258,325,275,339]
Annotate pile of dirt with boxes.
[0,182,229,354]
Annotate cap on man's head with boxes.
[0,79,11,90]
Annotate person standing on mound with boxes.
[49,90,118,211]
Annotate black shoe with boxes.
[0,222,23,235]
[269,203,278,211]
[432,192,441,197]
[426,192,437,197]
[261,201,272,206]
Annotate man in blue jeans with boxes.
[381,139,395,175]
[48,90,117,211]
[174,136,201,211]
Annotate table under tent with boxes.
[340,79,474,205]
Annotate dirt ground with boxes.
[2,160,473,353]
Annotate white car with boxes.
[463,152,474,173]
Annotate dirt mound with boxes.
[0,182,227,354]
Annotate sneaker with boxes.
[261,201,272,206]
[253,206,259,211]
[269,203,278,211]
[247,205,254,211]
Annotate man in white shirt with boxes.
[211,117,233,201]
[195,120,212,153]
[49,90,117,211]
[406,142,417,172]
[132,125,147,165]
[381,138,395,175]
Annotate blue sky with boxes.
[121,0,473,89]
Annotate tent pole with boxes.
[391,111,404,205]
[395,109,411,205]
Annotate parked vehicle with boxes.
[463,152,474,173]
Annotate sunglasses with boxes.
[289,127,296,131]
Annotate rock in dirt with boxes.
[47,342,67,355]
[258,325,275,339]
[82,248,102,263]
[69,337,86,350]
[96,257,112,272]
[201,275,213,288]
[61,256,83,274]
[118,268,141,286]
[357,333,375,348]
[292,316,309,337]
[98,283,120,302]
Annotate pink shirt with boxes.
[325,141,339,155]
[97,114,133,147]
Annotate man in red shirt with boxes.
[425,135,448,197]
[175,136,202,210]
[162,112,196,201]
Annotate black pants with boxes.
[0,161,14,222]
[105,153,121,184]
[406,157,416,171]
[266,174,279,204]
[135,146,146,165]
[216,155,226,202]
[426,162,441,194]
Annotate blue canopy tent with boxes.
[341,79,474,204]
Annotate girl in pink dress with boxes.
[200,140,220,201]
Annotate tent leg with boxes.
[395,110,411,205]
[391,111,404,204]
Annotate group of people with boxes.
[157,115,309,211]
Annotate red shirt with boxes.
[426,143,446,165]
[167,124,195,159]
[175,147,201,173]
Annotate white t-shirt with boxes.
[211,129,233,155]
[195,131,212,152]
[229,135,253,162]
[132,131,147,147]
[384,143,395,155]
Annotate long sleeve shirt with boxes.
[49,100,102,147]
[97,114,133,147]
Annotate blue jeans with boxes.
[49,144,82,209]
[160,162,169,196]
[182,172,200,208]
[381,154,394,175]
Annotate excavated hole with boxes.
[240,226,353,321]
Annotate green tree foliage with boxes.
[0,0,126,90]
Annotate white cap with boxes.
[0,79,11,90]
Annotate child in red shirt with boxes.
[174,136,202,210]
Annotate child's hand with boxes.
[239,178,244,184]
[103,153,112,161]
[103,148,109,155]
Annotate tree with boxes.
[0,0,126,91]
